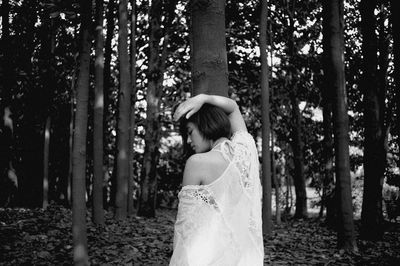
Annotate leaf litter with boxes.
[1,205,399,265]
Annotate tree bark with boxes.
[93,0,105,225]
[128,0,138,216]
[360,0,386,241]
[43,116,51,209]
[290,92,308,218]
[322,0,358,251]
[260,0,272,236]
[190,0,228,96]
[115,0,132,220]
[322,0,337,226]
[72,0,91,264]
[286,1,307,219]
[390,1,400,162]
[103,0,116,208]
[137,0,177,217]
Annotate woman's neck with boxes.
[211,137,228,149]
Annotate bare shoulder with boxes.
[182,154,209,186]
[182,152,228,186]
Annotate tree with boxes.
[260,0,272,236]
[128,0,138,216]
[93,0,105,225]
[322,0,358,251]
[72,0,92,264]
[103,0,116,208]
[115,0,132,220]
[191,0,228,96]
[360,0,386,240]
[322,0,337,226]
[286,2,307,218]
[138,0,177,217]
[391,1,400,156]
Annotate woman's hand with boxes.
[173,94,207,121]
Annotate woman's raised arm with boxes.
[174,94,247,133]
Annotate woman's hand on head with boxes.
[173,94,207,121]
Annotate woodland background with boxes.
[0,0,400,265]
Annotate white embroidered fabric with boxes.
[170,131,264,266]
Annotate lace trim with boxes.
[179,186,219,210]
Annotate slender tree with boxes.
[128,0,137,216]
[115,0,132,220]
[43,116,51,209]
[103,0,116,207]
[360,0,386,241]
[286,1,307,218]
[72,0,92,264]
[138,0,177,217]
[322,0,337,226]
[93,0,105,225]
[260,0,272,236]
[322,0,358,251]
[391,1,400,154]
[191,0,228,96]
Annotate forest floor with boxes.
[1,205,399,266]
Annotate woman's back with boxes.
[170,131,263,266]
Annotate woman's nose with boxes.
[187,136,191,144]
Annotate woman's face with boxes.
[186,122,211,153]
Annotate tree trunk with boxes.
[286,1,307,219]
[272,134,281,224]
[137,0,177,217]
[360,0,386,241]
[323,0,358,251]
[137,0,163,218]
[128,0,137,216]
[260,0,272,236]
[190,0,228,96]
[290,92,308,218]
[93,0,105,225]
[103,0,116,208]
[43,116,51,209]
[390,0,400,164]
[115,0,132,220]
[322,0,337,226]
[72,0,91,264]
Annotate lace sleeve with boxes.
[231,131,256,147]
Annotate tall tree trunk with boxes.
[360,0,386,241]
[128,0,138,216]
[137,0,177,217]
[72,0,92,264]
[269,20,281,225]
[93,0,105,225]
[323,0,358,251]
[43,116,51,209]
[290,92,307,218]
[190,0,228,96]
[104,0,116,208]
[115,0,132,220]
[287,1,307,219]
[322,0,337,227]
[390,0,400,162]
[260,0,272,236]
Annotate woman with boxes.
[170,94,264,266]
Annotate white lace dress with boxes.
[170,131,264,266]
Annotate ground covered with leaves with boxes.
[1,205,399,265]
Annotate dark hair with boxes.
[180,103,231,142]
